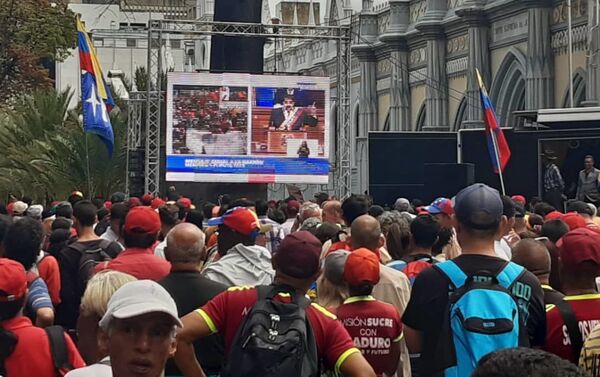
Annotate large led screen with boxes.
[166,72,330,184]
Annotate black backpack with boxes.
[68,240,113,293]
[221,285,319,377]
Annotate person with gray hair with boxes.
[158,223,227,377]
[97,280,182,377]
[299,202,322,223]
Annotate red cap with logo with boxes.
[557,228,600,268]
[0,258,27,302]
[426,198,454,217]
[344,248,380,286]
[124,206,161,235]
[208,207,259,236]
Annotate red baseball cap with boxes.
[141,194,155,206]
[151,197,166,210]
[287,200,300,211]
[426,198,454,217]
[511,195,526,205]
[545,211,563,221]
[128,197,142,208]
[177,197,192,209]
[561,212,587,230]
[557,228,600,268]
[208,207,259,236]
[0,258,27,302]
[124,206,161,235]
[272,231,322,278]
[343,248,380,286]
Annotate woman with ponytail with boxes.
[0,258,85,376]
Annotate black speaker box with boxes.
[210,0,264,74]
[424,163,475,199]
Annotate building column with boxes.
[351,11,378,194]
[456,1,490,129]
[524,0,554,110]
[585,0,600,107]
[380,0,411,131]
[417,0,448,130]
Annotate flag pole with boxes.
[85,133,92,198]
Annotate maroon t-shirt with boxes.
[337,296,403,377]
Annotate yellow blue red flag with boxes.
[77,16,115,157]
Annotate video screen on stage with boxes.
[166,73,330,184]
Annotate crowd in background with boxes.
[0,183,600,377]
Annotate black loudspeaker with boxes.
[127,148,145,197]
[210,0,264,74]
[424,163,475,199]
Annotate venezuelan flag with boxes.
[77,16,115,156]
[476,69,511,174]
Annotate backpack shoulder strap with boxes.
[97,239,114,251]
[434,260,468,289]
[66,242,87,254]
[496,262,525,289]
[45,325,74,375]
[555,299,584,359]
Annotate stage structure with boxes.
[126,19,352,198]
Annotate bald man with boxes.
[512,238,564,307]
[158,223,227,376]
[349,215,412,377]
[322,200,344,226]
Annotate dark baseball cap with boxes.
[566,200,594,216]
[272,231,321,279]
[454,183,503,230]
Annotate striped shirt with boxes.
[580,324,600,376]
[27,277,53,313]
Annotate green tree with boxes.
[0,0,77,106]
[0,88,127,202]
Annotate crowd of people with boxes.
[1,184,600,377]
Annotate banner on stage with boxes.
[166,72,330,184]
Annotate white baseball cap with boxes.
[99,280,182,330]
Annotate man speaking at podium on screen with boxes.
[269,93,318,131]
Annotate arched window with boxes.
[562,69,587,108]
[490,48,526,127]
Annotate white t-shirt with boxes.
[65,357,112,377]
[494,238,512,261]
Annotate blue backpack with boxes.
[435,260,527,377]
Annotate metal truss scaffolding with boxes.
[128,19,352,198]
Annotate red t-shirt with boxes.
[544,294,600,362]
[198,286,360,374]
[94,247,171,281]
[336,296,403,377]
[3,316,85,377]
[38,254,61,305]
